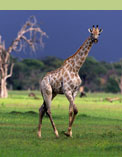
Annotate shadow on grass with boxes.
[9,111,38,115]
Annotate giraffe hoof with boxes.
[64,132,72,137]
[56,135,59,138]
[37,132,41,138]
[55,130,59,138]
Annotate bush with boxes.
[105,77,120,93]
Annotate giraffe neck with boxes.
[64,36,93,73]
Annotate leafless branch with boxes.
[5,63,14,80]
[7,16,48,54]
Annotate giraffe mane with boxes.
[47,67,61,75]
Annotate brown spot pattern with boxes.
[68,80,72,84]
[71,73,74,78]
[70,84,74,89]
[73,69,75,73]
[85,50,88,55]
[75,55,79,60]
[68,66,72,71]
[66,77,70,81]
[64,72,68,78]
[81,57,85,61]
[62,69,65,75]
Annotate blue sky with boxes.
[0,10,122,62]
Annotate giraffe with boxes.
[38,25,103,138]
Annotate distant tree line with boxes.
[7,56,122,93]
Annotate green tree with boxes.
[105,77,120,93]
[42,56,63,72]
[79,56,107,92]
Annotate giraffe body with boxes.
[40,66,81,96]
[38,25,103,138]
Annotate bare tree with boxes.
[0,16,47,98]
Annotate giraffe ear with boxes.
[99,28,103,33]
[88,28,92,33]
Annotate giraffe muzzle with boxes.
[93,39,98,43]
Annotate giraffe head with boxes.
[88,25,103,43]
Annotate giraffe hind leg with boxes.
[37,102,46,138]
[42,86,59,138]
[46,109,59,138]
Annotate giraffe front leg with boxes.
[64,105,73,137]
[68,90,79,131]
[64,105,78,137]
[64,91,77,137]
[69,104,78,130]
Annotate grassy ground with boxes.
[0,91,122,157]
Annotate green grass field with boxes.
[0,91,122,157]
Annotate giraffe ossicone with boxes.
[38,25,103,138]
